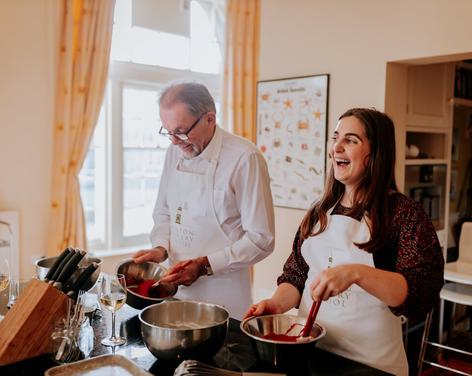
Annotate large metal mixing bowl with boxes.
[240,314,326,368]
[139,300,229,361]
[35,255,102,291]
[116,259,177,310]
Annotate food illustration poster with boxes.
[256,75,328,210]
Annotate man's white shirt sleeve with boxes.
[207,144,275,274]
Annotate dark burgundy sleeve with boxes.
[277,227,309,295]
[387,194,444,319]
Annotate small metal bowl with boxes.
[35,255,102,291]
[240,314,326,368]
[139,300,229,361]
[116,259,177,310]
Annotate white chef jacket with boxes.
[150,126,275,275]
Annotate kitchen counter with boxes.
[0,289,391,376]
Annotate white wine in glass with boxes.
[100,292,126,312]
[99,273,127,346]
[0,275,9,292]
[0,258,10,320]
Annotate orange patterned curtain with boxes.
[47,0,115,255]
[222,0,260,142]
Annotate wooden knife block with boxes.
[0,279,69,365]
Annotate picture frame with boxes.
[256,74,329,210]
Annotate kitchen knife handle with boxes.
[49,249,77,283]
[66,262,98,298]
[54,250,86,288]
[44,248,73,281]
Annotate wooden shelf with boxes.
[405,158,448,166]
[449,97,472,108]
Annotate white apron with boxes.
[166,136,251,320]
[299,209,408,376]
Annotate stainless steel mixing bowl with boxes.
[240,314,326,368]
[116,259,177,310]
[35,255,102,291]
[139,300,229,361]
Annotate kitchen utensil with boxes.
[44,248,72,282]
[53,250,86,291]
[52,320,79,363]
[44,354,153,376]
[240,314,325,368]
[36,254,102,292]
[139,300,229,361]
[0,279,69,365]
[116,259,177,309]
[49,250,77,283]
[301,300,321,337]
[65,263,98,299]
[174,360,285,376]
[53,290,88,363]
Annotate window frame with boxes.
[89,61,221,252]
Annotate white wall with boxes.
[254,0,472,297]
[0,0,57,277]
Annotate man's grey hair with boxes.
[159,81,216,117]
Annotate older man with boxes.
[133,82,275,319]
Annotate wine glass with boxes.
[99,273,127,346]
[0,257,10,320]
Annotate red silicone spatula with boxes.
[301,300,322,337]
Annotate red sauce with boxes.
[126,277,174,299]
[261,323,306,342]
[127,278,155,297]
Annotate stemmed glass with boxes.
[0,257,10,320]
[99,273,127,346]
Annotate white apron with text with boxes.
[299,209,408,376]
[166,137,251,320]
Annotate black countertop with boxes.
[0,290,391,376]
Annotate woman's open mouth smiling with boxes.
[335,158,350,167]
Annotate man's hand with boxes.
[159,257,208,287]
[132,246,168,264]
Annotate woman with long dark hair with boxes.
[245,108,444,375]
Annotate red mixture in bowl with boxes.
[126,277,174,299]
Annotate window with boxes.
[122,86,169,239]
[79,107,106,245]
[79,0,223,251]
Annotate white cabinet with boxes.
[406,63,453,129]
[404,64,453,244]
[387,60,472,256]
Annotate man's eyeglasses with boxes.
[159,112,207,141]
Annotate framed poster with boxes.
[256,74,329,210]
